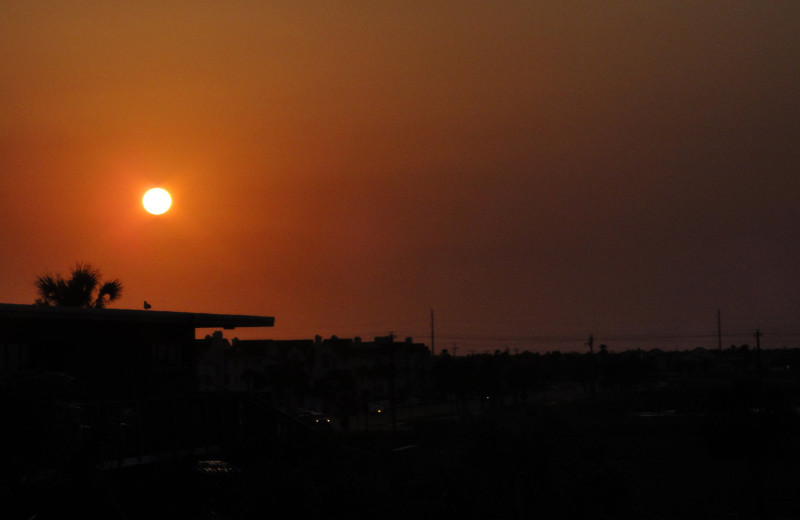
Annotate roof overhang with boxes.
[0,303,275,330]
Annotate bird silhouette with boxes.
[143,301,151,310]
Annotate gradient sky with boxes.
[2,1,799,353]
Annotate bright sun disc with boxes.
[143,188,172,215]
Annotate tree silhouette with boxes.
[34,262,123,308]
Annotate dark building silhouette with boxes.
[0,302,274,401]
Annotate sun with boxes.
[142,188,172,215]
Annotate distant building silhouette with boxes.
[196,333,433,414]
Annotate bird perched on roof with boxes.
[143,301,151,310]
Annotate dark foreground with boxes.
[9,375,800,519]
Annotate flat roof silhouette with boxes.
[0,302,274,329]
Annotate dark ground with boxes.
[10,375,800,519]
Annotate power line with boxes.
[433,331,785,343]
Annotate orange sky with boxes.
[2,1,799,352]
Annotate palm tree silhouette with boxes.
[35,263,123,308]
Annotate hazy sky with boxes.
[2,1,799,352]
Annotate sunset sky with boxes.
[2,1,799,353]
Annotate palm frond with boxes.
[34,274,65,305]
[95,279,123,309]
[67,263,101,307]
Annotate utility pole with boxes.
[717,309,722,351]
[754,329,762,374]
[587,334,596,396]
[430,309,435,356]
[388,332,397,431]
